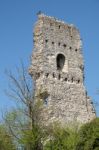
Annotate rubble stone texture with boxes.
[29,13,96,125]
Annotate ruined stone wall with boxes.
[29,14,96,125]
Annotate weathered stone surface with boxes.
[29,13,96,125]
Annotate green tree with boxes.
[44,123,79,150]
[20,124,43,150]
[5,64,43,150]
[0,124,15,150]
[76,118,99,150]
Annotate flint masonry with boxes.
[29,13,96,125]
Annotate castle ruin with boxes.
[29,13,96,125]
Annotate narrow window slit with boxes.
[71,77,73,83]
[70,46,72,50]
[45,39,48,43]
[52,42,54,45]
[50,23,52,26]
[78,80,80,84]
[58,74,61,80]
[53,73,55,78]
[45,73,49,77]
[63,44,66,48]
[44,97,48,105]
[36,73,40,79]
[58,42,61,46]
[64,78,67,81]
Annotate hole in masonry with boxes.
[52,41,54,45]
[39,91,49,106]
[45,39,48,43]
[64,78,67,81]
[78,79,80,84]
[70,46,72,50]
[57,54,65,71]
[80,65,84,71]
[44,97,48,106]
[45,73,49,77]
[50,23,52,26]
[36,73,40,79]
[58,74,61,80]
[71,77,73,83]
[63,44,66,48]
[58,42,61,46]
[53,73,55,78]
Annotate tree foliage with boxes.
[3,64,99,150]
[76,118,99,150]
[19,124,43,150]
[44,119,99,150]
[5,64,43,149]
[44,123,79,150]
[0,124,15,150]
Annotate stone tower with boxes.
[29,13,96,125]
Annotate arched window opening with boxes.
[57,54,65,70]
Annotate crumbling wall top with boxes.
[37,12,78,30]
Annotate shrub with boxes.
[44,123,79,150]
[76,118,99,150]
[0,125,15,150]
[19,124,43,150]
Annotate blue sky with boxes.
[0,0,99,117]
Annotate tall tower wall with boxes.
[29,14,96,125]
